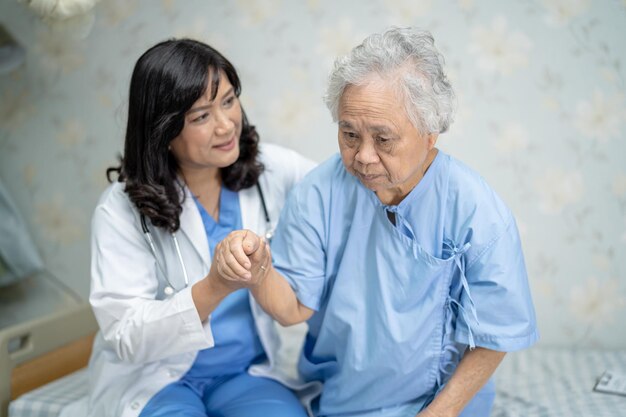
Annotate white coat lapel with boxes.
[240,185,261,233]
[178,188,211,268]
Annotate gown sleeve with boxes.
[271,177,328,312]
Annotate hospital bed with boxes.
[2,289,625,417]
[0,272,97,417]
[491,346,626,417]
[0,303,96,417]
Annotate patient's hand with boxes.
[211,229,271,288]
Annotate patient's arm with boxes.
[213,230,314,326]
[251,264,314,326]
[417,347,506,417]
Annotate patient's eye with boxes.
[343,131,358,140]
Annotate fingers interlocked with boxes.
[214,229,270,287]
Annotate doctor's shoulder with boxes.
[280,154,347,213]
[297,153,349,191]
[257,142,317,191]
[259,143,316,176]
[91,181,140,230]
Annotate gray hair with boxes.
[324,27,455,134]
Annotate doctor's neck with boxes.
[179,166,222,199]
[179,166,222,221]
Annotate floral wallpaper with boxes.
[0,0,625,349]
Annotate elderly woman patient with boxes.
[215,27,538,417]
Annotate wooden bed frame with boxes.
[0,304,97,417]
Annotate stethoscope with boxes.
[140,183,273,296]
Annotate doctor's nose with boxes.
[214,110,235,136]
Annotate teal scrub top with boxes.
[271,151,539,416]
[184,187,265,379]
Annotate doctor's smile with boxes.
[213,136,237,151]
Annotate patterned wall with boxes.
[0,0,625,348]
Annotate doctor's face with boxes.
[169,71,242,174]
[337,75,438,206]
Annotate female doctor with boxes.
[79,39,315,417]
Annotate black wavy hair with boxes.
[107,39,264,233]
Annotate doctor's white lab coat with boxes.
[62,144,319,417]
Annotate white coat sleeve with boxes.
[90,200,213,365]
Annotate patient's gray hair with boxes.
[324,27,455,134]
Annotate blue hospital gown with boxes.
[271,151,539,416]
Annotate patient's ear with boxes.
[427,133,439,150]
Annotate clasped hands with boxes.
[210,230,271,290]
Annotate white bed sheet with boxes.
[492,347,626,417]
[8,369,87,417]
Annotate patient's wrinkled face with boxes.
[337,75,437,206]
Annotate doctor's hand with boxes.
[195,231,270,320]
[210,229,271,290]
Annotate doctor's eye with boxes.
[223,95,237,108]
[192,112,210,123]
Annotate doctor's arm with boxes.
[191,271,236,321]
[91,203,243,364]
[213,230,314,326]
[417,347,505,417]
